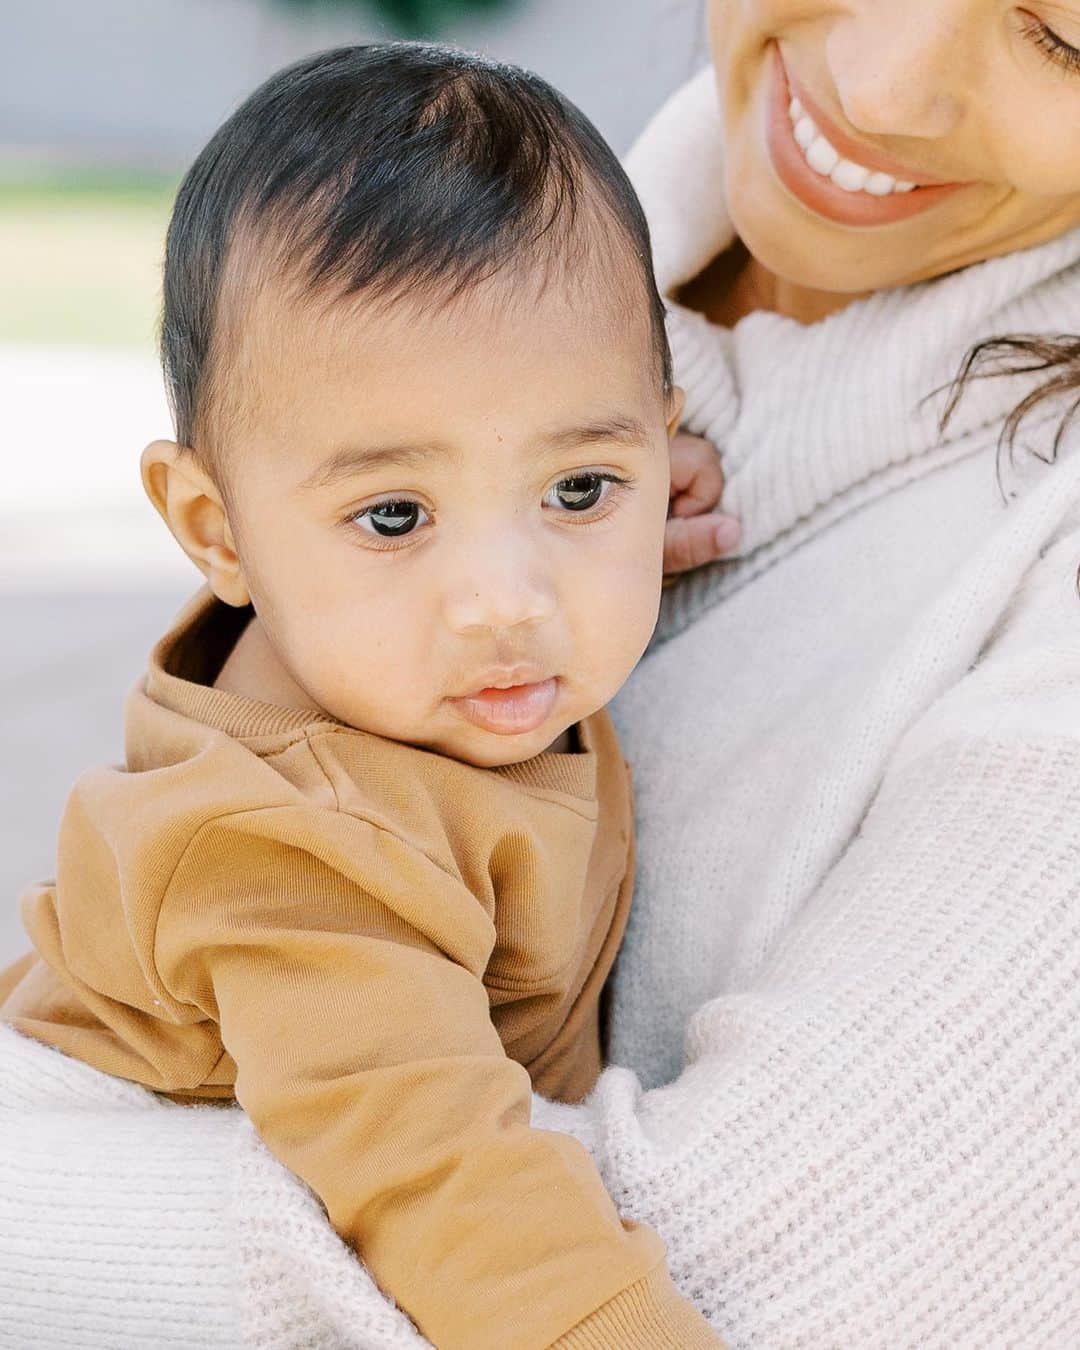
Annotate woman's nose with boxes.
[825,2,967,141]
[442,539,557,636]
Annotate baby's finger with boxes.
[663,511,742,575]
[670,432,725,514]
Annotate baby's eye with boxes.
[354,500,429,537]
[545,473,609,513]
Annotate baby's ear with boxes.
[665,385,687,439]
[139,440,251,608]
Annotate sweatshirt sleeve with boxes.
[153,803,722,1350]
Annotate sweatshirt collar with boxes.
[144,585,598,799]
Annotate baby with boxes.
[0,43,724,1349]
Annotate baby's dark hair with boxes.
[161,41,673,484]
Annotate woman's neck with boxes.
[677,240,866,328]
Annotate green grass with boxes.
[0,173,178,348]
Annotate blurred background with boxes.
[1,0,705,962]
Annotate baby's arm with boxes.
[153,803,722,1350]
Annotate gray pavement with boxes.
[1,584,197,966]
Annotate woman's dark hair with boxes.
[161,41,674,470]
[941,335,1080,478]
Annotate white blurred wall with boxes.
[1,0,703,162]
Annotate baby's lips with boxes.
[447,678,560,736]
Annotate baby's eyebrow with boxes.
[294,443,443,494]
[294,414,652,495]
[541,415,652,453]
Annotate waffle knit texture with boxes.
[3,68,1080,1348]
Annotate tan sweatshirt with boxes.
[0,586,721,1350]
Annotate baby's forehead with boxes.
[216,235,660,451]
[210,298,660,522]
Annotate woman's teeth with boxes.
[788,97,916,196]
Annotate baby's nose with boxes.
[442,543,557,635]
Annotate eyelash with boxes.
[545,471,631,522]
[343,472,633,550]
[1019,12,1080,75]
[343,497,432,551]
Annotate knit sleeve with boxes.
[532,511,1080,1345]
[152,805,721,1350]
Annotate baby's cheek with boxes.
[594,568,662,687]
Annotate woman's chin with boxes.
[723,168,937,302]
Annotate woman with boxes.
[3,2,1079,1344]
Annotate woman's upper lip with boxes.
[779,48,966,188]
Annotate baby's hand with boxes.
[664,432,741,574]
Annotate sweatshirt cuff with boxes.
[551,1262,725,1349]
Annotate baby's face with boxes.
[218,271,675,767]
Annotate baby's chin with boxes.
[324,682,600,767]
[319,698,583,767]
[427,721,579,770]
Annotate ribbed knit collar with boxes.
[144,585,598,800]
[625,68,1080,557]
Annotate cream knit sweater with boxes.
[3,70,1080,1349]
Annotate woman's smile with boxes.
[708,0,1080,301]
[765,45,973,228]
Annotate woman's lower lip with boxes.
[448,679,559,735]
[764,45,967,227]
